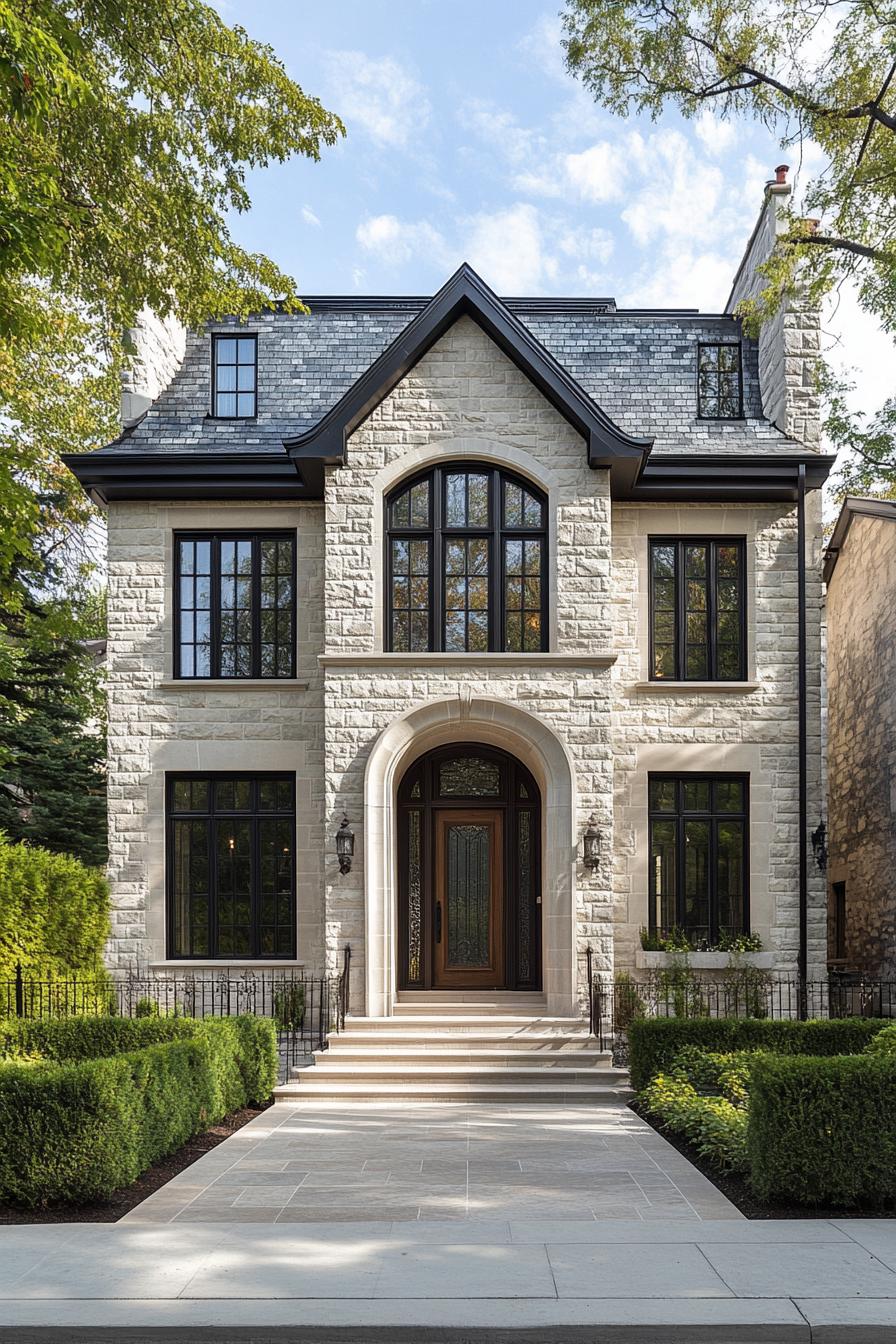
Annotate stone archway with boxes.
[362,695,578,1017]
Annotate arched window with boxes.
[385,464,548,653]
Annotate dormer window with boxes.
[212,334,257,418]
[697,343,742,419]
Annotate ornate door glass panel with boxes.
[438,755,500,797]
[445,822,492,969]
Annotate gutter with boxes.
[797,465,809,1012]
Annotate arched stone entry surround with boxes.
[363,696,578,1017]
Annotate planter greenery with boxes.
[0,1014,278,1207]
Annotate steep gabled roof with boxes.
[285,263,654,494]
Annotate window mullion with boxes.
[434,471,444,652]
[252,537,261,679]
[676,542,686,681]
[708,542,717,681]
[211,537,222,679]
[490,469,500,653]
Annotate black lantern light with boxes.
[583,814,602,872]
[336,814,354,875]
[811,820,828,873]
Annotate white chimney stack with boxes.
[726,165,821,449]
[120,307,187,427]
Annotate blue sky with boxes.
[219,0,889,400]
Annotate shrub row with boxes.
[0,1015,198,1062]
[0,835,109,981]
[628,1015,888,1091]
[748,1050,896,1206]
[0,1015,278,1207]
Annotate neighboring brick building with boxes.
[66,169,832,1021]
[824,498,896,977]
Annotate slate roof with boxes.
[101,294,793,459]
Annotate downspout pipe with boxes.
[797,464,809,1015]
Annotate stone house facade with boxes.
[824,498,896,978]
[67,172,832,1017]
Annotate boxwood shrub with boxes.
[0,1015,278,1207]
[748,1052,896,1206]
[0,836,110,982]
[628,1016,889,1091]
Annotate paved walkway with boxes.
[122,1102,742,1224]
[4,1104,896,1339]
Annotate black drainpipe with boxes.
[797,464,808,1016]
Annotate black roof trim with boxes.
[284,263,654,493]
[63,448,836,506]
[60,452,323,505]
[247,295,721,318]
[823,495,896,583]
[617,453,836,503]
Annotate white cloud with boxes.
[516,12,569,84]
[620,244,736,312]
[356,214,448,268]
[824,285,896,422]
[301,205,321,227]
[461,203,556,293]
[563,142,625,203]
[621,129,726,246]
[693,110,738,156]
[324,51,430,148]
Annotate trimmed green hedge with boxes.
[628,1016,889,1091]
[0,835,109,982]
[0,1015,278,1207]
[748,1052,896,1206]
[0,1015,197,1061]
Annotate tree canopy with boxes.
[0,0,343,614]
[563,0,896,492]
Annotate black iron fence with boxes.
[590,972,896,1050]
[2,947,352,1082]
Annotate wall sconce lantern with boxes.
[811,820,828,874]
[336,814,354,875]
[583,814,602,872]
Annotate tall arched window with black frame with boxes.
[385,464,548,653]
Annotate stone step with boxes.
[393,1001,548,1016]
[321,1045,611,1064]
[330,1031,598,1052]
[342,1015,588,1032]
[274,1079,632,1104]
[296,1062,627,1084]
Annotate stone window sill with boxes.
[148,960,306,970]
[319,652,618,668]
[632,680,759,694]
[157,679,310,691]
[635,950,774,970]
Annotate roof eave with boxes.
[284,264,653,472]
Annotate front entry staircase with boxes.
[273,991,631,1105]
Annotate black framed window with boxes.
[167,773,295,959]
[175,532,296,679]
[650,538,746,681]
[212,334,257,418]
[385,464,547,653]
[649,774,748,944]
[697,343,742,418]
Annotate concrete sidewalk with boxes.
[3,1106,896,1340]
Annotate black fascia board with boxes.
[284,263,653,492]
[60,451,322,505]
[617,453,836,502]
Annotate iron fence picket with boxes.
[3,954,352,1084]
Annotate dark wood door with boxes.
[434,809,504,989]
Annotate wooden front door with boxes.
[434,809,504,988]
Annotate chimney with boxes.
[120,307,187,427]
[726,165,821,449]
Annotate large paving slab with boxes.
[3,1105,896,1339]
[122,1102,743,1224]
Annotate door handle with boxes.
[435,902,442,944]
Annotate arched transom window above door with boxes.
[385,464,548,653]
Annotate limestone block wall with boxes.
[322,317,616,1011]
[610,498,827,977]
[827,514,896,976]
[104,499,326,975]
